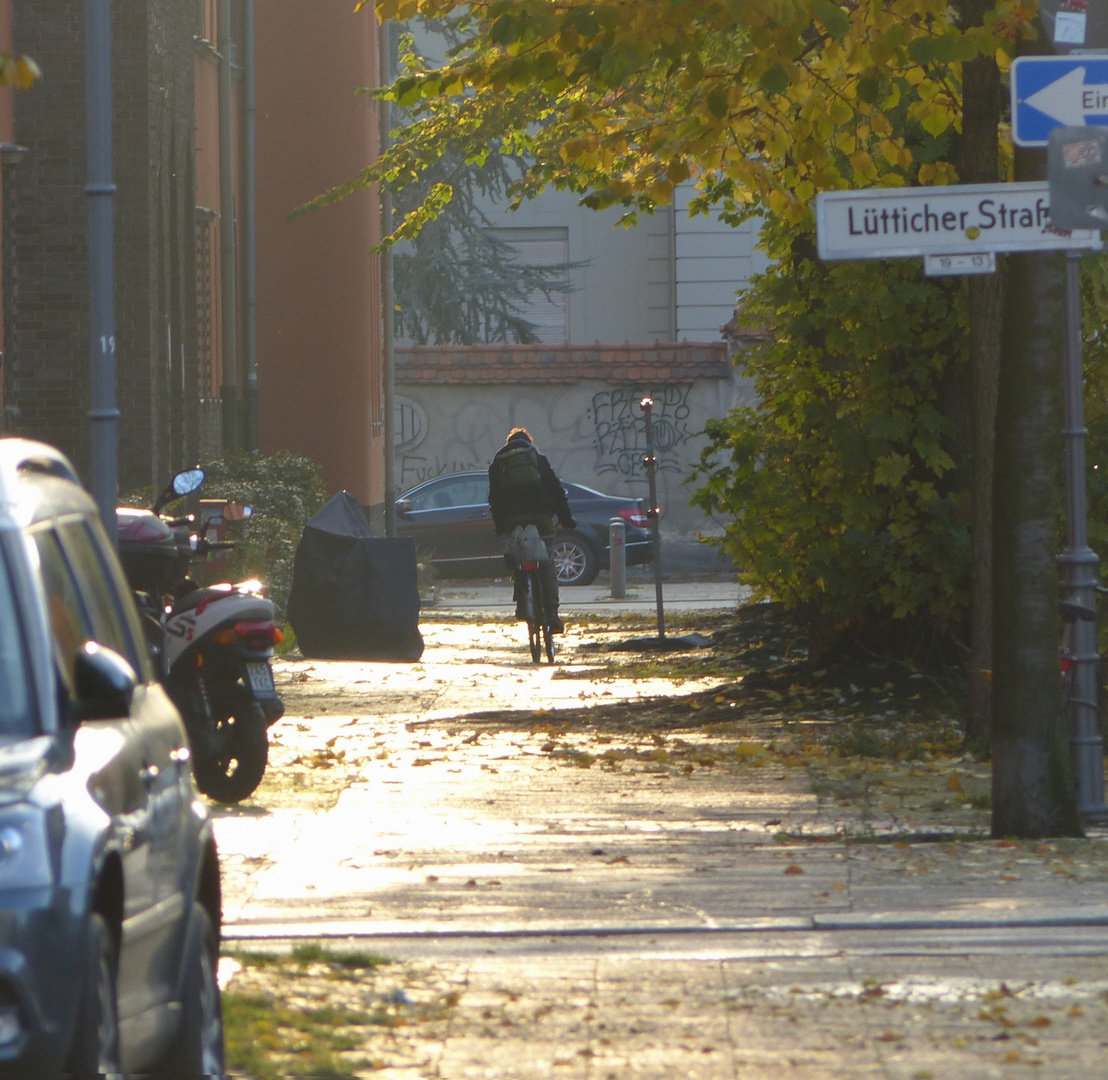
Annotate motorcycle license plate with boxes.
[245,661,276,699]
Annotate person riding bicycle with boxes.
[488,427,576,633]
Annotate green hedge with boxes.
[199,452,328,621]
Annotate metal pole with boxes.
[217,0,239,454]
[1059,249,1107,820]
[85,0,119,546]
[640,396,665,639]
[609,517,626,599]
[242,0,258,453]
[379,19,396,536]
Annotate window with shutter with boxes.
[487,227,570,344]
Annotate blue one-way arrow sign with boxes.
[1012,56,1108,147]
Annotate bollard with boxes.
[609,517,626,599]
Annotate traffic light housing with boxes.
[1048,125,1108,230]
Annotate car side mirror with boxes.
[395,498,412,516]
[74,642,137,721]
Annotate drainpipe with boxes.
[243,0,257,452]
[218,0,239,453]
[85,0,119,544]
[379,19,395,535]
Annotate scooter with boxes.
[117,467,284,803]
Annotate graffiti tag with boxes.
[591,386,693,478]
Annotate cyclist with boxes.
[488,427,576,633]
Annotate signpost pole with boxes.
[640,397,665,641]
[1060,249,1108,820]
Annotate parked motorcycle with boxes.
[117,467,284,802]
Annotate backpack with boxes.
[494,444,542,495]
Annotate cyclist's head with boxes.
[507,426,533,444]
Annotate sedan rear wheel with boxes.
[552,533,599,586]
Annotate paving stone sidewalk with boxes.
[215,614,1108,1078]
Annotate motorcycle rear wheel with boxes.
[192,683,269,803]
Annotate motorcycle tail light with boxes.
[619,507,649,529]
[212,620,280,647]
[237,620,280,645]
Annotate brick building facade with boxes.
[8,0,200,490]
[0,0,388,506]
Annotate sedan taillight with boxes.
[619,507,649,530]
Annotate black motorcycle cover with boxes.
[288,492,424,661]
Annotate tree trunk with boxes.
[991,239,1083,838]
[958,0,1002,754]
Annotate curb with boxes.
[223,907,1108,942]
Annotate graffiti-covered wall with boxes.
[395,344,755,550]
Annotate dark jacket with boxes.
[488,437,574,535]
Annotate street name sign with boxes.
[815,182,1101,261]
[1012,56,1108,147]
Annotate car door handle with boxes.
[465,511,489,520]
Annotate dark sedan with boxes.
[395,471,652,585]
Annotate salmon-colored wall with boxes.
[255,1,383,505]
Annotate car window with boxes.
[0,548,33,736]
[30,528,94,694]
[407,476,488,511]
[56,520,145,675]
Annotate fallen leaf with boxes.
[832,881,847,892]
[784,865,804,875]
[1029,1016,1051,1028]
[947,774,963,793]
[606,855,630,865]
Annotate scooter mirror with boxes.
[172,468,206,497]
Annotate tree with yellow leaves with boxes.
[348,0,1084,838]
[355,0,1029,233]
[0,53,39,91]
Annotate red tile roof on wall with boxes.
[394,342,731,385]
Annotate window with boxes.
[0,549,31,736]
[487,227,570,344]
[56,521,145,676]
[407,476,489,511]
[31,529,94,694]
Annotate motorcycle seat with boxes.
[172,583,235,614]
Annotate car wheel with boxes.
[552,533,599,586]
[157,902,225,1079]
[192,684,269,804]
[67,912,121,1080]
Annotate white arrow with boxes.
[1024,66,1108,126]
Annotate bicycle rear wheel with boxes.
[524,575,542,662]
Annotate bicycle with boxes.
[508,525,555,664]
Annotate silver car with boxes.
[0,439,224,1078]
